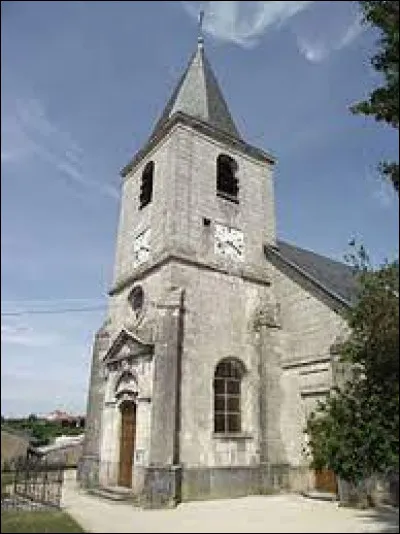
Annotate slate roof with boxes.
[150,41,241,141]
[265,240,359,307]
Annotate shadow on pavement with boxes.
[359,506,399,533]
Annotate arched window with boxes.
[139,161,154,209]
[216,154,239,203]
[214,358,245,433]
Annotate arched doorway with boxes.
[118,401,136,488]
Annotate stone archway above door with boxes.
[102,327,154,401]
[102,327,154,364]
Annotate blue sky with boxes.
[1,1,398,417]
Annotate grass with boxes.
[1,510,85,533]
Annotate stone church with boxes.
[78,37,357,507]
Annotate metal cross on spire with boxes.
[198,7,205,45]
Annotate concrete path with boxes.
[61,474,398,533]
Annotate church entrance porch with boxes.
[118,401,136,488]
[95,327,155,491]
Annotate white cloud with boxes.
[339,16,364,48]
[296,15,364,63]
[1,97,119,200]
[182,1,313,48]
[371,176,397,209]
[296,39,327,63]
[363,163,397,209]
[182,2,364,60]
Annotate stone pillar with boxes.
[261,324,285,465]
[99,401,119,487]
[78,322,109,488]
[254,302,288,491]
[142,288,184,507]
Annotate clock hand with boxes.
[226,240,242,255]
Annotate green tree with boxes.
[305,244,399,489]
[351,1,399,192]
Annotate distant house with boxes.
[45,410,72,422]
[44,410,85,428]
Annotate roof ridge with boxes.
[276,239,353,270]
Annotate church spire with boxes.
[149,20,241,141]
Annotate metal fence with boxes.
[1,455,65,511]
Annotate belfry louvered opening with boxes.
[139,161,154,209]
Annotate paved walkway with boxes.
[61,474,398,533]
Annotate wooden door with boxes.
[118,401,136,488]
[315,468,337,493]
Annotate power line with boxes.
[1,298,106,305]
[1,300,130,317]
[1,305,107,317]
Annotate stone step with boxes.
[87,486,134,502]
[103,485,133,496]
[302,490,338,502]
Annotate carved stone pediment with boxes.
[102,327,154,365]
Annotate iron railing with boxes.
[1,455,65,510]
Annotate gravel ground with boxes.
[61,475,398,533]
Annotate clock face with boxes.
[214,223,244,261]
[133,228,151,266]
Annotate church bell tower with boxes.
[79,33,282,507]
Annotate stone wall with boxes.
[107,265,172,335]
[269,261,349,469]
[170,261,271,469]
[111,121,276,296]
[40,441,83,467]
[78,325,109,487]
[168,124,275,265]
[112,134,175,286]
